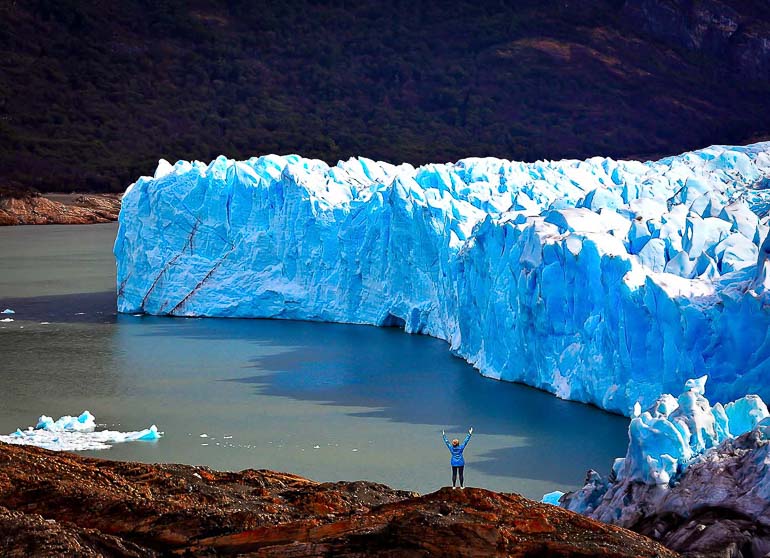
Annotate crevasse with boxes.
[115,143,770,415]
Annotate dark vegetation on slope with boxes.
[1,0,770,193]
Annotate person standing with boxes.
[442,427,473,488]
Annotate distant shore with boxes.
[0,192,121,225]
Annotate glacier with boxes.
[0,411,162,451]
[115,143,770,415]
[555,379,770,555]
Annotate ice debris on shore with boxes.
[551,377,770,554]
[556,376,769,514]
[115,143,770,414]
[0,411,161,451]
[542,491,565,506]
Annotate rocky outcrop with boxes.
[0,507,149,558]
[622,0,770,80]
[0,443,676,557]
[566,430,770,557]
[0,193,121,225]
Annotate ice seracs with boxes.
[115,143,770,415]
[0,411,162,451]
[555,378,770,555]
[599,376,769,490]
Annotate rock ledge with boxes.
[0,443,675,557]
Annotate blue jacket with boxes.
[443,433,471,466]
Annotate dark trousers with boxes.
[452,465,464,487]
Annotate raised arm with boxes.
[459,428,472,449]
[442,430,451,450]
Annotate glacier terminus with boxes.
[115,143,770,416]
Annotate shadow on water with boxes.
[0,291,118,324]
[139,317,629,485]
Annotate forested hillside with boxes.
[2,0,769,192]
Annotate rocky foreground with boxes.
[0,443,675,557]
[0,193,120,225]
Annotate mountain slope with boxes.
[1,0,769,193]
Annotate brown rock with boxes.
[0,442,677,557]
[0,506,149,557]
[0,193,121,225]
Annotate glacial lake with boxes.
[0,223,629,498]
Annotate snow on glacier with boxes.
[0,411,161,451]
[115,143,770,415]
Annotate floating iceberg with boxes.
[0,411,161,451]
[115,143,770,414]
[1,308,14,314]
[556,378,770,554]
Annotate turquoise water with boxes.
[0,223,629,498]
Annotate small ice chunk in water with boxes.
[199,433,208,438]
[1,318,13,323]
[0,411,161,451]
[36,410,95,432]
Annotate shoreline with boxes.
[0,192,121,226]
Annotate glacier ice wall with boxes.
[115,143,770,415]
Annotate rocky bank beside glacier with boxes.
[556,378,770,557]
[0,443,675,557]
[0,192,121,225]
[115,143,770,415]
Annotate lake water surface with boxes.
[0,223,629,498]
